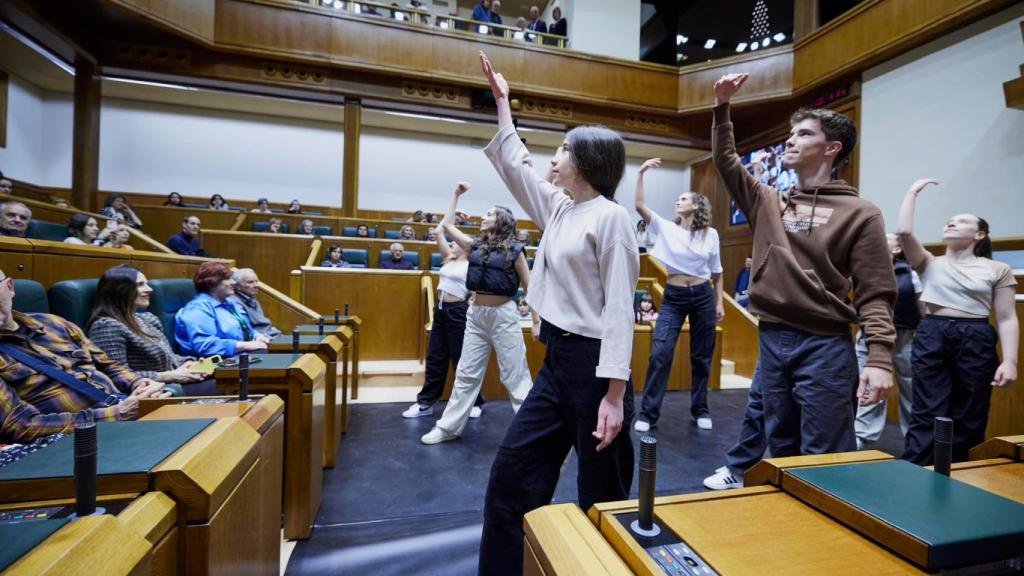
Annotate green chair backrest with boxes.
[26,220,68,242]
[49,279,99,330]
[12,279,49,314]
[251,221,290,233]
[341,249,368,268]
[148,279,197,342]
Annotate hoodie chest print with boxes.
[779,200,834,233]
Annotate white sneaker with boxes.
[402,403,433,418]
[633,419,650,433]
[856,437,865,451]
[420,427,458,445]
[469,405,482,419]
[703,466,743,490]
[696,417,713,430]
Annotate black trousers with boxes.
[902,316,997,465]
[416,300,482,407]
[478,323,634,576]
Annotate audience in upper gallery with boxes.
[406,0,428,11]
[63,214,108,246]
[527,5,546,33]
[636,293,659,323]
[425,229,439,243]
[252,198,273,213]
[107,225,134,251]
[298,219,316,235]
[355,224,371,237]
[453,210,470,226]
[0,202,31,238]
[164,192,184,207]
[549,6,566,37]
[734,257,752,308]
[426,212,440,224]
[87,265,215,395]
[166,215,211,257]
[99,194,143,229]
[287,199,303,214]
[266,217,284,234]
[472,0,492,22]
[381,242,416,270]
[399,224,417,241]
[174,261,270,357]
[0,267,171,443]
[53,199,71,208]
[490,0,503,28]
[635,219,652,252]
[515,230,530,244]
[209,193,231,211]
[408,210,426,223]
[0,172,12,195]
[516,297,531,320]
[320,245,351,268]
[228,268,282,340]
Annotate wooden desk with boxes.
[295,315,361,401]
[1,492,177,576]
[268,333,344,468]
[215,353,326,540]
[0,419,260,576]
[140,396,285,576]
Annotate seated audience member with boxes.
[425,212,440,224]
[635,218,653,251]
[527,5,547,32]
[514,16,527,36]
[355,224,371,238]
[228,268,282,339]
[164,192,184,207]
[735,257,752,308]
[399,224,417,241]
[637,293,659,323]
[406,0,428,10]
[516,230,530,244]
[472,0,492,22]
[298,219,316,235]
[516,297,531,319]
[64,214,106,245]
[425,229,439,243]
[408,210,426,223]
[287,199,303,214]
[209,194,230,211]
[106,225,135,251]
[549,5,567,36]
[321,245,350,268]
[99,194,143,229]
[381,243,416,270]
[53,199,71,208]
[490,0,503,27]
[252,198,272,213]
[174,261,270,357]
[0,174,12,195]
[266,217,284,234]
[453,210,470,226]
[167,215,210,257]
[0,268,170,443]
[87,265,214,394]
[0,201,31,238]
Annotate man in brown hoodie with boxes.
[710,73,896,463]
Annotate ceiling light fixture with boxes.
[103,77,197,91]
[704,39,716,49]
[736,42,748,52]
[0,21,75,75]
[676,35,688,45]
[751,41,759,50]
[773,32,786,42]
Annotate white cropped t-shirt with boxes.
[919,255,1016,317]
[646,214,722,279]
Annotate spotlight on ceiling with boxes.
[704,39,716,49]
[676,35,688,45]
[736,42,748,52]
[763,37,770,47]
[773,32,786,42]
[751,41,760,50]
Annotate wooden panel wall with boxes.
[986,300,1024,439]
[297,267,424,360]
[200,230,314,292]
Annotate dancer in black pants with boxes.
[477,52,639,576]
[896,178,1017,464]
[401,184,484,419]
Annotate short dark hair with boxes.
[564,125,626,200]
[103,194,126,208]
[193,261,233,294]
[790,108,857,168]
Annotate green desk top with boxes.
[215,353,302,373]
[789,460,1024,569]
[270,334,329,346]
[0,419,214,481]
[0,519,70,571]
[296,322,353,332]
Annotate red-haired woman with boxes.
[173,261,270,357]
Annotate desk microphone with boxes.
[292,330,300,353]
[334,308,340,324]
[318,317,324,335]
[344,303,349,317]
[239,353,250,401]
[934,417,953,476]
[631,435,661,538]
[73,412,102,519]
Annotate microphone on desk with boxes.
[318,317,324,335]
[631,435,661,538]
[73,412,102,519]
[335,308,340,324]
[934,417,953,477]
[344,303,349,317]
[293,330,300,353]
[239,353,250,401]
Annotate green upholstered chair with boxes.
[26,220,69,242]
[251,221,290,233]
[48,279,99,330]
[12,280,50,314]
[341,249,368,268]
[430,253,443,271]
[147,279,197,343]
[311,225,332,236]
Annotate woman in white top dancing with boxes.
[633,158,724,433]
[476,52,640,576]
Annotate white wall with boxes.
[859,4,1024,243]
[358,125,689,224]
[98,99,344,205]
[0,73,72,187]
[565,0,640,61]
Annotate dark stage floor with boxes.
[285,389,907,575]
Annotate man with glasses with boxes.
[0,269,170,443]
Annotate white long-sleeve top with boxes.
[485,125,639,381]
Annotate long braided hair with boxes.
[675,192,712,240]
[473,205,518,267]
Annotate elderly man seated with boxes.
[381,242,416,270]
[228,268,282,339]
[0,268,169,443]
[0,201,31,238]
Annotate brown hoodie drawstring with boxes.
[807,187,820,236]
